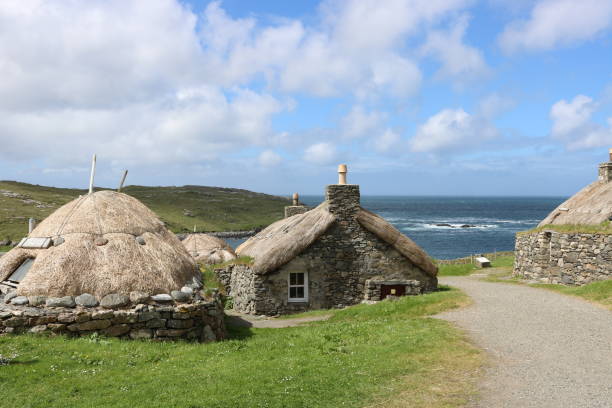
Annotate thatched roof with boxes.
[538,180,612,226]
[182,234,237,264]
[236,202,437,277]
[236,202,336,274]
[0,190,198,297]
[357,208,437,277]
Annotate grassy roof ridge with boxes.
[517,221,612,235]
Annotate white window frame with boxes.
[287,272,308,303]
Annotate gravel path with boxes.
[437,275,612,408]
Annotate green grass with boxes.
[518,221,612,235]
[0,288,481,408]
[529,280,612,309]
[438,255,515,276]
[0,181,289,241]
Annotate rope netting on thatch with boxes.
[539,180,612,226]
[182,234,237,264]
[0,190,198,297]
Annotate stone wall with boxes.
[221,184,437,316]
[0,294,226,341]
[514,231,612,285]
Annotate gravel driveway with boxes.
[437,275,612,408]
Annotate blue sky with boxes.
[1,0,611,196]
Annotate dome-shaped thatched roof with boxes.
[538,180,612,226]
[182,234,237,264]
[0,190,198,297]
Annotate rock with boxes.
[53,236,65,246]
[112,311,137,324]
[0,239,10,246]
[172,311,191,320]
[135,236,146,245]
[57,313,76,323]
[28,295,47,306]
[155,329,187,337]
[203,325,216,342]
[29,325,48,334]
[69,319,111,331]
[75,293,98,307]
[167,319,193,329]
[145,318,166,328]
[92,310,114,320]
[46,296,76,308]
[137,311,160,322]
[75,312,91,323]
[188,275,203,289]
[4,292,17,303]
[104,324,131,337]
[180,286,194,296]
[134,304,148,312]
[0,311,12,319]
[129,291,149,304]
[3,317,25,327]
[33,316,56,325]
[94,237,108,246]
[129,328,153,339]
[460,224,476,228]
[10,296,29,306]
[100,293,130,309]
[435,223,453,227]
[47,323,66,333]
[151,294,172,303]
[171,290,190,302]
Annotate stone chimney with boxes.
[326,164,360,219]
[284,192,308,218]
[598,148,612,182]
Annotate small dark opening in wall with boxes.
[544,231,552,238]
[7,258,35,283]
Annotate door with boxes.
[380,284,405,299]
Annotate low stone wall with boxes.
[0,294,226,341]
[514,232,612,285]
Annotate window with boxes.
[288,272,308,302]
[7,258,35,283]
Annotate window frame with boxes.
[287,271,308,303]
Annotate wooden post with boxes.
[28,218,36,233]
[88,154,97,194]
[117,170,128,192]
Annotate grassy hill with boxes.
[0,181,290,241]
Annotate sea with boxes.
[227,196,566,260]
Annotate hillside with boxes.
[0,181,290,241]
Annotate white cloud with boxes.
[499,0,612,53]
[420,15,488,81]
[304,142,337,164]
[372,129,403,153]
[409,108,499,152]
[477,93,516,119]
[550,95,612,150]
[341,106,386,139]
[258,150,282,167]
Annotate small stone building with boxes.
[514,150,612,285]
[0,190,225,341]
[219,166,438,315]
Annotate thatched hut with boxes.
[220,165,437,315]
[514,150,612,285]
[182,233,237,264]
[0,190,199,298]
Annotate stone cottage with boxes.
[514,149,612,285]
[219,165,438,315]
[0,190,225,341]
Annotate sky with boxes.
[1,0,612,196]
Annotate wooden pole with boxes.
[88,154,97,194]
[117,170,128,192]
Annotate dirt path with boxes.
[437,275,612,408]
[225,311,331,328]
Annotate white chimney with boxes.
[338,164,347,185]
